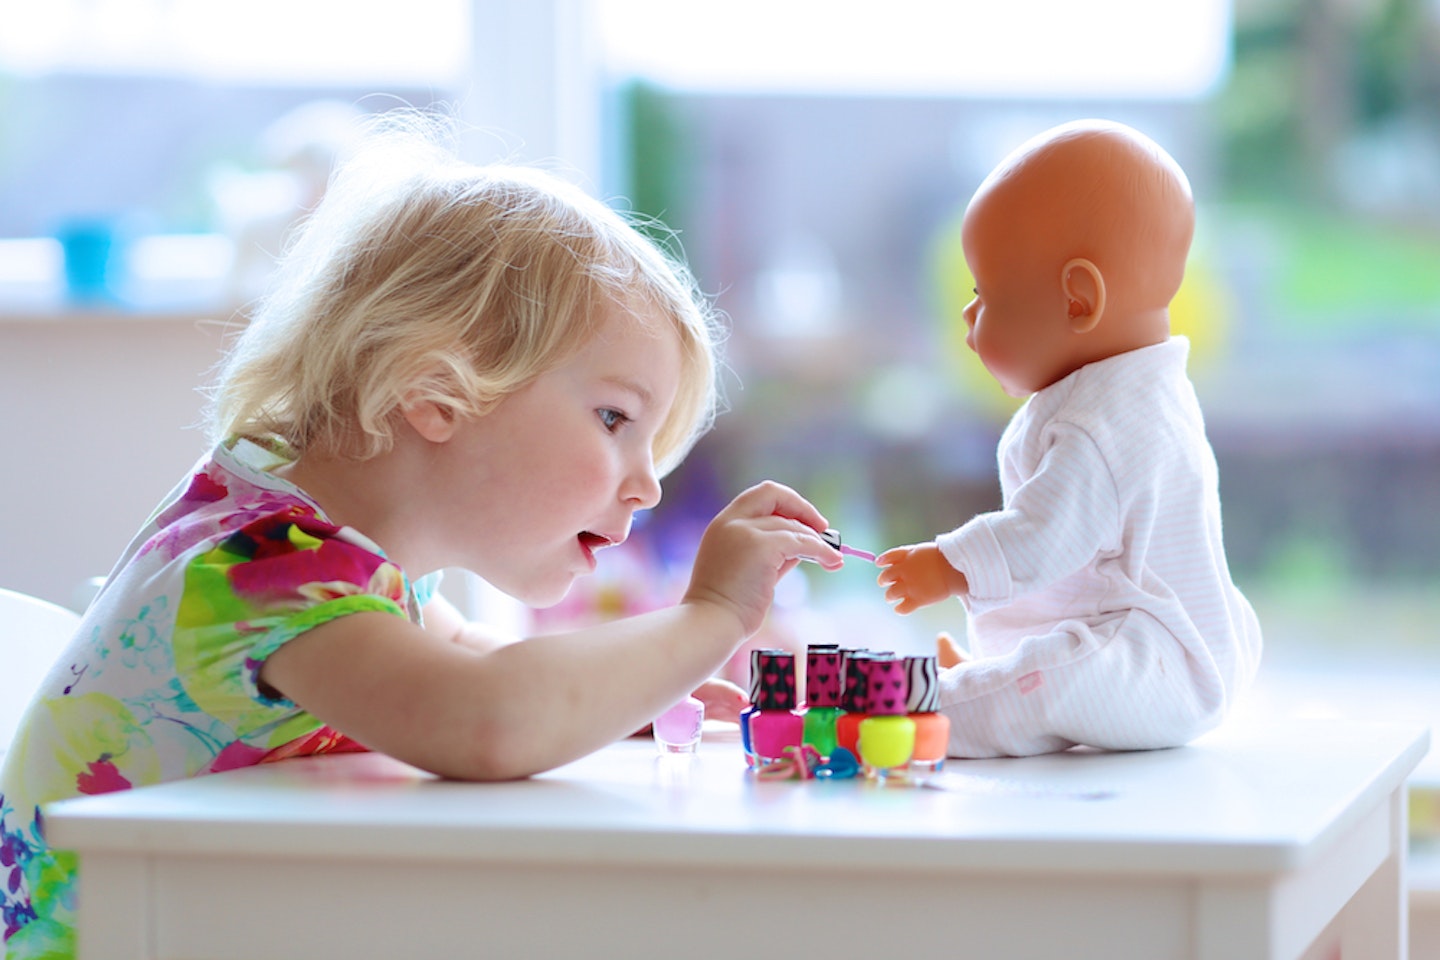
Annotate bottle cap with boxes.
[904,655,941,713]
[806,646,843,708]
[747,647,787,704]
[745,649,765,704]
[753,650,798,711]
[865,655,909,716]
[841,650,877,713]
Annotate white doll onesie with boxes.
[935,337,1261,757]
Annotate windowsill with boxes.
[0,234,239,323]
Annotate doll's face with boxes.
[959,190,1074,398]
[957,120,1196,398]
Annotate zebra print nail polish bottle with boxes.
[904,654,950,783]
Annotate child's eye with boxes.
[598,408,631,432]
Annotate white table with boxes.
[46,717,1428,960]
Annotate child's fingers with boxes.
[692,677,747,724]
[720,481,841,569]
[727,480,830,533]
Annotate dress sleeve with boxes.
[412,570,444,609]
[170,504,410,737]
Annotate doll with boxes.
[877,120,1261,757]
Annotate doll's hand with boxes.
[875,543,969,614]
[683,481,840,638]
[691,677,747,724]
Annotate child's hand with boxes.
[683,481,840,638]
[691,677,747,724]
[876,542,969,614]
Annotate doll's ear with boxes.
[1061,258,1106,333]
[400,398,457,443]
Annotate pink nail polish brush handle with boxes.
[821,528,876,563]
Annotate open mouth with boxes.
[578,531,616,558]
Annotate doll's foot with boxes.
[936,631,969,668]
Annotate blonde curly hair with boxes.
[210,111,722,477]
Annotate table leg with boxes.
[1194,789,1398,960]
[1327,788,1406,959]
[74,852,152,960]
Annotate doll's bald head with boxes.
[959,120,1194,395]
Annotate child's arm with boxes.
[421,597,519,654]
[258,482,839,781]
[424,596,748,723]
[875,542,970,614]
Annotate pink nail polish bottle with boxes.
[802,645,843,758]
[904,654,950,783]
[857,655,915,782]
[750,650,804,766]
[653,695,705,754]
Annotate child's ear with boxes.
[400,399,457,443]
[1061,257,1106,333]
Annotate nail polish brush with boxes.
[821,528,877,563]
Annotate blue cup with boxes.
[57,219,125,303]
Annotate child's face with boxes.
[430,300,682,607]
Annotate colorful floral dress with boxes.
[0,438,437,959]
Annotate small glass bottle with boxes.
[903,654,950,783]
[857,655,916,782]
[801,645,843,758]
[749,650,804,766]
[653,695,705,754]
[834,650,876,757]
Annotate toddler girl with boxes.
[0,113,842,958]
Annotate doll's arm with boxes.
[875,542,969,615]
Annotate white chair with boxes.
[0,587,82,756]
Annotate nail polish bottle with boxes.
[857,655,916,782]
[903,654,950,782]
[653,695,705,754]
[834,650,876,757]
[739,648,767,768]
[749,650,804,766]
[801,645,843,758]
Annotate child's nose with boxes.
[623,458,662,510]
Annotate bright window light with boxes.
[0,0,469,85]
[598,0,1231,99]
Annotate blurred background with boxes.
[1,0,1437,725]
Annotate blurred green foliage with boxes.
[619,80,695,261]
